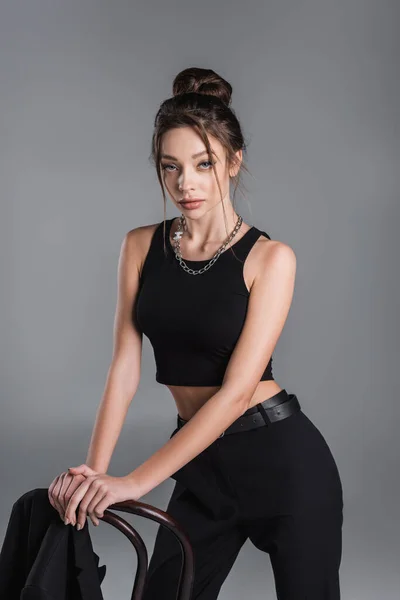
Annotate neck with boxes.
[178,210,241,245]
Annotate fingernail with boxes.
[76,523,82,530]
[64,518,70,525]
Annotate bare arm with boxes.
[85,228,144,473]
[127,242,297,498]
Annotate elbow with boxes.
[239,392,255,413]
[220,381,254,413]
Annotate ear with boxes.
[229,149,243,178]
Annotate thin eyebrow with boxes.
[160,150,217,161]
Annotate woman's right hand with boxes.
[48,469,88,525]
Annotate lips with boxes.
[181,200,203,208]
[180,199,204,203]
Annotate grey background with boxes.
[1,1,399,598]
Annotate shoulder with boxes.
[253,232,296,291]
[252,223,296,265]
[122,221,163,276]
[262,238,296,266]
[125,221,162,242]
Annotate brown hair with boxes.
[149,67,251,261]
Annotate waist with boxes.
[176,388,301,437]
[170,379,280,421]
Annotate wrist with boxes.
[123,472,145,500]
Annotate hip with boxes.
[170,392,344,518]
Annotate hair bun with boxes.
[172,67,232,107]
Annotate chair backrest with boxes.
[102,498,195,600]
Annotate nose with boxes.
[178,170,197,192]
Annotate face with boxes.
[160,126,242,216]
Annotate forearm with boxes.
[85,367,138,473]
[126,386,248,497]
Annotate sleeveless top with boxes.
[133,217,274,386]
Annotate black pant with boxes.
[143,392,344,599]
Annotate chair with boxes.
[100,498,195,599]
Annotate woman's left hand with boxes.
[64,464,142,529]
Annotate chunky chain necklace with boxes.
[171,213,243,275]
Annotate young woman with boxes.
[49,67,344,599]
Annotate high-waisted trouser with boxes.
[142,392,344,600]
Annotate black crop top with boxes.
[133,217,274,386]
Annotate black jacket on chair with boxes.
[0,487,106,599]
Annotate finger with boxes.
[56,472,70,518]
[48,476,59,509]
[50,476,65,519]
[93,493,112,519]
[48,478,59,511]
[61,472,81,509]
[91,495,110,526]
[68,464,95,477]
[68,465,86,474]
[63,474,87,525]
[59,472,74,513]
[48,476,57,496]
[68,464,87,472]
[64,477,92,525]
[86,488,108,527]
[75,482,105,529]
[47,485,59,513]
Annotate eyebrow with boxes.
[160,150,217,161]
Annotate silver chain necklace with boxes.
[171,213,244,275]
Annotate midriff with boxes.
[166,379,283,421]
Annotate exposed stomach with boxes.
[166,379,283,421]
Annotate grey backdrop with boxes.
[1,1,399,598]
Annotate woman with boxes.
[49,67,344,599]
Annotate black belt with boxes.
[176,389,301,438]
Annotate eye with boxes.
[199,160,214,169]
[161,160,215,172]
